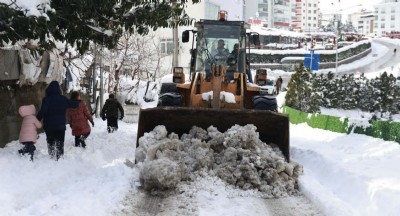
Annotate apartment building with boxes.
[299,0,320,33]
[245,0,320,32]
[347,10,375,36]
[373,0,400,36]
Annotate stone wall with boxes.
[0,81,47,148]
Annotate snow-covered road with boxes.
[2,117,400,216]
[118,175,323,216]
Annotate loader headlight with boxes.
[174,67,183,74]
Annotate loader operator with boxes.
[211,39,230,66]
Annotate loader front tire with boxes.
[158,93,182,107]
[160,83,179,94]
[158,83,182,107]
[253,95,277,112]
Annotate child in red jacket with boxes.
[18,105,42,161]
[67,91,94,148]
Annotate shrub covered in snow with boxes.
[136,124,303,198]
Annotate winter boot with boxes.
[18,144,29,156]
[27,145,36,161]
[79,135,86,148]
[18,148,26,155]
[48,142,55,159]
[74,136,80,147]
[55,141,64,161]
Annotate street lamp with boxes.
[334,3,362,73]
[335,16,339,73]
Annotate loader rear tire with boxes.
[160,83,179,94]
[158,93,182,107]
[253,95,277,112]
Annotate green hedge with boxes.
[283,106,400,143]
[283,106,348,133]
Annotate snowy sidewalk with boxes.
[291,123,400,216]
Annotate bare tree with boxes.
[102,31,164,95]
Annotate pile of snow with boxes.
[135,124,303,198]
[201,91,236,103]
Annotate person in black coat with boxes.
[100,93,124,133]
[37,81,79,160]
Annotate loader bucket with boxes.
[136,107,290,161]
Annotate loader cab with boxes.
[187,20,248,81]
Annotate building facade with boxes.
[299,0,320,33]
[245,0,320,32]
[346,10,375,36]
[373,0,400,36]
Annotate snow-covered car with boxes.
[259,77,276,95]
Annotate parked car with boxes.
[396,76,400,86]
[259,77,277,95]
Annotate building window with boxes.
[160,39,173,54]
[313,24,316,27]
[313,17,316,20]
[381,23,385,28]
[391,15,395,20]
[381,9,385,14]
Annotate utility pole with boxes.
[100,39,104,112]
[92,43,97,105]
[242,0,246,21]
[172,0,179,68]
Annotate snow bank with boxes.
[136,125,303,198]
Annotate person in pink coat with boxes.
[18,105,42,161]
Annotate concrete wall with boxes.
[251,47,372,71]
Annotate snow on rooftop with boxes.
[249,26,306,38]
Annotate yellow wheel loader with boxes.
[137,12,290,161]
